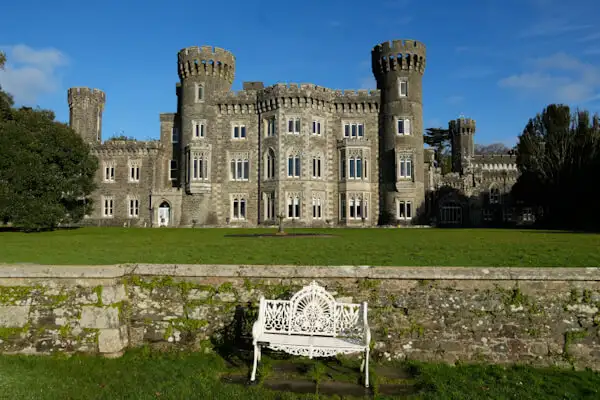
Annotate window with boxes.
[104,164,115,182]
[287,118,301,134]
[340,155,346,179]
[190,153,209,181]
[522,208,534,222]
[128,198,139,218]
[192,121,205,139]
[312,197,322,219]
[267,117,276,137]
[482,209,493,222]
[348,157,365,179]
[232,124,247,139]
[102,197,113,218]
[397,200,412,220]
[490,187,501,204]
[312,156,322,178]
[266,149,276,179]
[195,83,204,102]
[398,79,408,97]
[397,118,411,135]
[172,127,179,143]
[398,155,413,179]
[264,192,275,220]
[230,158,249,181]
[340,194,346,219]
[170,160,178,180]
[440,204,462,224]
[287,155,301,178]
[312,120,322,135]
[503,208,514,222]
[349,197,367,220]
[343,122,364,138]
[129,163,140,182]
[287,195,301,218]
[231,196,246,220]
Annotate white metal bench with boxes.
[251,281,371,387]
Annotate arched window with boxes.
[266,149,276,179]
[231,158,249,181]
[490,186,501,204]
[232,196,246,220]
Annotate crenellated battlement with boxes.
[177,45,235,83]
[450,117,476,133]
[372,39,427,76]
[67,87,106,108]
[473,153,517,163]
[90,140,163,156]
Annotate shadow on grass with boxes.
[0,225,82,233]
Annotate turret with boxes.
[449,117,476,174]
[372,39,426,223]
[67,87,105,144]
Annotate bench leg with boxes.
[364,348,370,388]
[250,344,259,382]
[257,346,261,362]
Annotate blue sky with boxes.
[1,0,599,147]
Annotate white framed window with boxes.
[171,127,179,143]
[312,197,322,219]
[230,158,249,181]
[398,79,408,97]
[397,200,412,220]
[102,196,113,218]
[339,193,346,219]
[522,207,534,222]
[398,155,413,179]
[440,204,462,224]
[266,149,276,179]
[128,198,139,218]
[192,120,205,139]
[340,154,346,179]
[287,155,301,178]
[397,118,411,135]
[312,156,322,179]
[267,117,276,137]
[483,209,493,222]
[489,187,501,204]
[232,124,247,139]
[169,160,178,181]
[348,196,367,220]
[128,162,140,182]
[103,163,115,182]
[190,153,209,181]
[231,196,246,220]
[264,192,275,220]
[195,83,205,102]
[287,195,301,218]
[287,117,301,134]
[348,156,366,180]
[312,119,322,135]
[343,122,364,138]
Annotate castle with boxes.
[68,39,528,228]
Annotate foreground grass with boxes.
[0,227,599,266]
[0,348,598,399]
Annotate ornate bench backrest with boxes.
[261,281,365,338]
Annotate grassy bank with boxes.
[0,348,597,399]
[0,227,599,266]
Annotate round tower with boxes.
[449,117,476,174]
[67,87,106,144]
[372,39,426,223]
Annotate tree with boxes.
[513,104,600,230]
[0,58,98,231]
[423,127,452,173]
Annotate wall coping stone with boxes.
[0,264,599,281]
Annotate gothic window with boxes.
[267,117,276,137]
[312,156,322,178]
[490,187,501,204]
[102,196,113,218]
[230,157,249,181]
[398,155,413,179]
[103,163,115,182]
[287,154,301,178]
[312,119,323,135]
[397,200,412,220]
[192,120,205,139]
[288,118,301,134]
[397,118,411,135]
[231,196,246,220]
[312,197,322,219]
[340,193,346,219]
[263,192,275,220]
[348,156,365,179]
[128,162,140,182]
[232,124,247,139]
[195,84,204,102]
[287,195,301,218]
[169,160,178,181]
[190,153,209,181]
[343,122,364,138]
[128,197,139,218]
[266,149,276,179]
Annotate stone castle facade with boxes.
[69,39,529,228]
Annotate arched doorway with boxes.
[158,201,171,227]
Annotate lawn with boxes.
[0,227,599,267]
[0,348,598,399]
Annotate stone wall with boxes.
[1,264,599,370]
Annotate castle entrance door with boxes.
[158,202,170,227]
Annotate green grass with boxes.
[0,227,599,266]
[0,348,598,399]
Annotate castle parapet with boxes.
[67,87,105,107]
[91,139,162,156]
[372,39,427,76]
[177,45,235,83]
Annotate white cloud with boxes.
[498,52,600,103]
[0,44,68,104]
[584,47,600,56]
